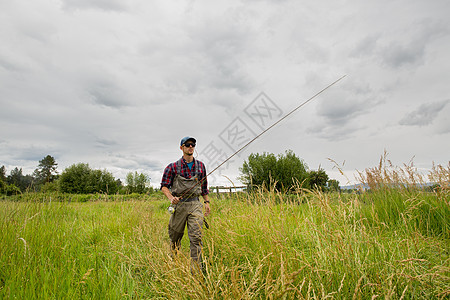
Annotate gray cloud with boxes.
[61,0,129,12]
[351,19,449,69]
[0,142,61,166]
[75,67,133,109]
[95,138,118,148]
[316,82,384,127]
[0,55,26,72]
[304,77,386,141]
[186,11,255,95]
[306,122,365,141]
[318,97,372,126]
[399,99,449,126]
[352,35,379,58]
[87,83,129,109]
[380,42,426,68]
[137,158,163,172]
[107,154,162,172]
[382,20,448,68]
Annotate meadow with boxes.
[0,162,449,299]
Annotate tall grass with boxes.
[0,160,449,299]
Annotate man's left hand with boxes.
[204,202,211,217]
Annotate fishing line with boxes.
[181,75,347,199]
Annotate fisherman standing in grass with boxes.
[160,136,210,269]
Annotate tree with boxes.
[135,172,150,194]
[308,168,329,191]
[40,181,59,193]
[0,165,6,182]
[0,166,6,194]
[8,167,23,187]
[59,163,92,194]
[239,150,309,192]
[34,155,58,184]
[59,163,119,194]
[87,169,119,194]
[0,178,6,194]
[6,184,21,196]
[125,172,134,193]
[7,167,34,192]
[275,150,310,190]
[125,171,150,194]
[328,179,340,192]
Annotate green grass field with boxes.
[1,187,448,299]
[1,160,449,299]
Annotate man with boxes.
[160,136,210,267]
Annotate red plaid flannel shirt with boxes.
[160,157,209,196]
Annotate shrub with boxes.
[59,163,119,194]
[40,181,59,193]
[6,184,21,196]
[239,150,309,192]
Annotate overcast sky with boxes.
[1,0,449,187]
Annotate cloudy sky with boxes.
[1,0,449,187]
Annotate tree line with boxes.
[239,150,340,192]
[1,150,340,196]
[0,155,152,195]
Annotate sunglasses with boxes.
[184,143,196,148]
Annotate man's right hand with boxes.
[171,196,180,205]
[162,187,180,205]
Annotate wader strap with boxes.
[172,158,202,199]
[171,175,201,198]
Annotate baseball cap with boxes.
[180,136,196,146]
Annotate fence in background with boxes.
[211,186,246,197]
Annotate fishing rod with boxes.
[179,75,347,200]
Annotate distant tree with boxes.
[135,172,150,194]
[103,172,119,194]
[59,163,119,194]
[87,169,119,194]
[40,181,59,193]
[240,152,277,190]
[0,179,6,194]
[115,178,123,189]
[239,150,309,192]
[7,167,22,186]
[328,179,340,192]
[125,172,134,193]
[34,155,58,184]
[0,166,6,182]
[0,166,6,194]
[275,150,310,190]
[87,169,102,193]
[6,184,21,196]
[125,171,151,194]
[7,167,34,192]
[308,168,329,191]
[59,163,92,194]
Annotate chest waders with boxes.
[168,158,204,267]
[171,159,202,200]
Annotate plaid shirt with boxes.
[160,157,209,196]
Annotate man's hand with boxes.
[171,196,180,205]
[204,202,211,217]
[162,187,180,205]
[202,194,211,216]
